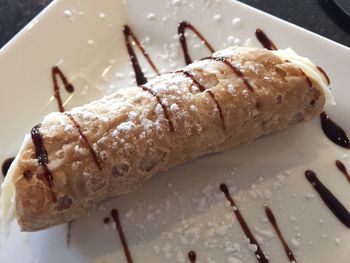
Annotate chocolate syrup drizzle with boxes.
[316,66,331,85]
[265,206,297,263]
[177,21,226,130]
[122,22,227,131]
[31,124,54,187]
[320,112,350,149]
[178,21,215,65]
[27,66,103,203]
[188,250,197,263]
[220,184,269,263]
[305,170,350,228]
[255,29,277,51]
[181,70,226,130]
[26,67,73,187]
[2,157,15,177]
[123,25,160,86]
[205,56,255,92]
[67,220,73,248]
[111,209,134,263]
[65,113,103,170]
[335,160,350,183]
[52,66,74,113]
[140,85,175,132]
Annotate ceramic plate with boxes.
[1,0,350,262]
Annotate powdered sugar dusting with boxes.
[8,5,343,262]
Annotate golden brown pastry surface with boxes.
[10,47,326,231]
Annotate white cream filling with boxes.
[272,48,334,105]
[0,134,30,236]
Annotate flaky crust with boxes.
[11,47,325,231]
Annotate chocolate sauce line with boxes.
[265,206,297,263]
[255,29,277,51]
[178,21,215,65]
[188,250,196,263]
[140,85,175,132]
[111,209,134,263]
[207,90,226,130]
[103,217,111,224]
[205,56,255,92]
[67,220,73,248]
[182,70,205,92]
[305,170,350,228]
[335,160,350,183]
[123,25,160,86]
[52,66,74,113]
[182,70,226,130]
[220,184,269,263]
[65,113,103,170]
[320,112,350,149]
[300,59,348,150]
[26,67,73,191]
[31,124,54,188]
[2,157,15,177]
[316,66,331,85]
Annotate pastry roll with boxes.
[0,47,331,232]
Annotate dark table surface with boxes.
[0,0,349,48]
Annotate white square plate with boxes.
[1,0,350,262]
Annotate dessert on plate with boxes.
[0,46,331,232]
